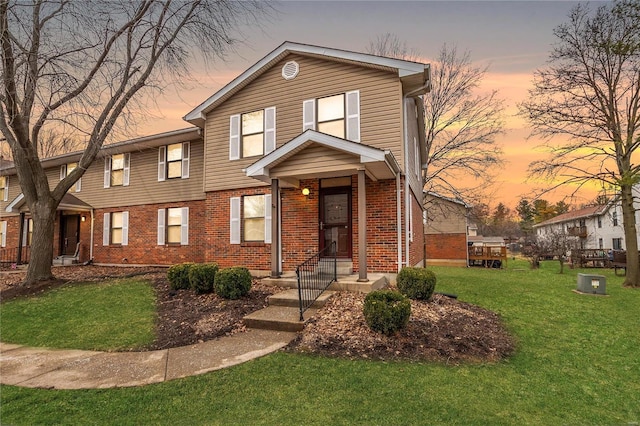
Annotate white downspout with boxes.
[396,173,402,272]
[89,209,94,261]
[403,96,411,268]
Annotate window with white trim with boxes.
[613,211,618,226]
[104,153,130,188]
[157,207,189,245]
[158,142,190,181]
[229,195,271,244]
[612,237,623,250]
[303,90,360,142]
[103,211,129,245]
[229,107,276,160]
[24,218,33,246]
[0,221,6,247]
[60,162,82,192]
[0,175,8,201]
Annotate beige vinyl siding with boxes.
[80,139,205,208]
[424,196,468,234]
[405,97,424,202]
[8,139,205,211]
[204,54,404,192]
[0,173,20,216]
[270,144,361,178]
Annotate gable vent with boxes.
[282,61,299,80]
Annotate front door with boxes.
[320,188,352,258]
[61,214,80,255]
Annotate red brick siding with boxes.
[2,216,22,249]
[93,201,206,265]
[206,187,272,270]
[353,177,400,273]
[426,233,468,261]
[409,192,425,267]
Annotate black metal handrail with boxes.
[0,246,30,269]
[295,241,337,321]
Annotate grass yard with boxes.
[1,260,639,425]
[0,278,156,351]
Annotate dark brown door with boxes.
[61,215,80,255]
[320,188,351,258]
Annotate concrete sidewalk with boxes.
[0,329,296,389]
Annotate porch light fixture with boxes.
[302,188,310,196]
[81,215,86,222]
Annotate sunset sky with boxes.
[137,0,604,209]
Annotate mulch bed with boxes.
[1,266,515,363]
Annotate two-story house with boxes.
[533,203,623,250]
[1,42,430,280]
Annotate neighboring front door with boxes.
[320,188,352,258]
[61,214,80,255]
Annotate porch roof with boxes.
[5,193,93,213]
[244,130,401,187]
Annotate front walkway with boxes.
[0,329,296,389]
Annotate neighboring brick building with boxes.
[424,192,470,267]
[1,42,430,279]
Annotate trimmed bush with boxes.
[363,290,411,336]
[214,267,252,299]
[397,267,436,300]
[167,262,194,290]
[188,263,219,294]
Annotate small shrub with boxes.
[188,263,218,294]
[167,263,194,290]
[214,267,252,299]
[397,267,436,300]
[363,290,411,336]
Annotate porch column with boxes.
[357,169,368,282]
[270,179,281,278]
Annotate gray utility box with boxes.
[577,273,607,295]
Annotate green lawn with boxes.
[0,278,156,351]
[1,260,639,425]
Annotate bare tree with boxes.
[423,45,505,204]
[520,0,640,287]
[527,230,580,274]
[367,33,421,62]
[0,0,267,285]
[367,35,505,206]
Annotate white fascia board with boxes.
[5,193,24,213]
[246,130,391,178]
[184,41,428,124]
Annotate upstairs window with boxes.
[317,94,345,138]
[597,217,602,228]
[104,153,130,188]
[0,175,7,201]
[613,211,618,226]
[60,162,82,192]
[303,90,360,142]
[158,142,190,181]
[229,107,276,160]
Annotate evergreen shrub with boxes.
[214,267,252,299]
[363,290,411,335]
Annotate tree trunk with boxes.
[620,184,639,287]
[23,202,57,284]
[558,258,564,274]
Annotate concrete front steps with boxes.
[243,273,389,332]
[243,289,335,332]
[261,273,389,293]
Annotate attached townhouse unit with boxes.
[1,42,430,280]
